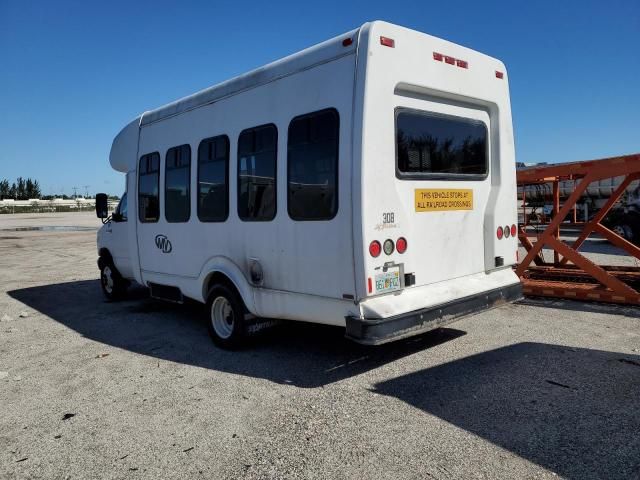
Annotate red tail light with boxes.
[511,224,517,237]
[369,240,381,257]
[396,237,407,254]
[496,226,504,240]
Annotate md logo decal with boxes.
[155,234,172,253]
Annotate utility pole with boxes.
[72,186,78,199]
[83,185,90,198]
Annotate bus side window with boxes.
[138,152,160,223]
[287,109,339,221]
[237,124,277,221]
[197,135,229,222]
[165,144,191,223]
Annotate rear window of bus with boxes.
[396,109,488,179]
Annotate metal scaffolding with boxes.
[516,153,640,305]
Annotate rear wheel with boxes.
[100,261,127,301]
[206,284,247,349]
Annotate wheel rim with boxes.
[211,296,235,339]
[102,266,114,294]
[613,225,627,239]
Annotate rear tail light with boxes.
[511,224,517,237]
[504,225,511,238]
[383,239,395,255]
[396,237,407,254]
[369,240,381,258]
[496,226,504,240]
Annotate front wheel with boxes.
[206,285,247,349]
[100,262,127,301]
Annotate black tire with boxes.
[611,222,633,242]
[99,259,127,301]
[206,284,247,349]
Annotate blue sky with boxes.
[1,0,638,196]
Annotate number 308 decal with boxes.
[383,212,395,224]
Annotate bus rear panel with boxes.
[348,22,521,344]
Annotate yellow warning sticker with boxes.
[415,189,473,212]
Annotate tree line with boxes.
[0,178,42,200]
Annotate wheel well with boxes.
[98,248,112,269]
[205,272,242,302]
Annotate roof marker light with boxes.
[456,59,468,69]
[342,38,353,47]
[444,56,455,65]
[380,36,395,48]
[433,52,443,61]
[495,70,504,79]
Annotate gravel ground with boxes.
[1,212,639,479]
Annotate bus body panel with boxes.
[135,54,357,306]
[355,22,519,315]
[101,20,521,335]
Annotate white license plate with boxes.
[374,267,402,294]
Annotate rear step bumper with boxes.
[345,282,523,345]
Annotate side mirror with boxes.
[96,193,108,219]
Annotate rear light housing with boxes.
[504,225,511,238]
[496,226,504,240]
[383,239,395,255]
[511,224,517,237]
[396,237,407,254]
[369,240,381,258]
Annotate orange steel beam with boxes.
[517,153,640,183]
[559,173,640,265]
[516,171,594,276]
[516,153,640,305]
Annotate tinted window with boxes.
[165,144,191,223]
[287,109,339,221]
[237,124,277,221]
[138,152,160,222]
[198,135,229,222]
[396,110,487,177]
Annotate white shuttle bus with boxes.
[96,21,522,348]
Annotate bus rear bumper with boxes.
[345,282,522,345]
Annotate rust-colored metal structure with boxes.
[516,153,640,305]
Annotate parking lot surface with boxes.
[1,212,639,479]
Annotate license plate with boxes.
[374,267,402,294]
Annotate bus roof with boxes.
[140,26,361,127]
